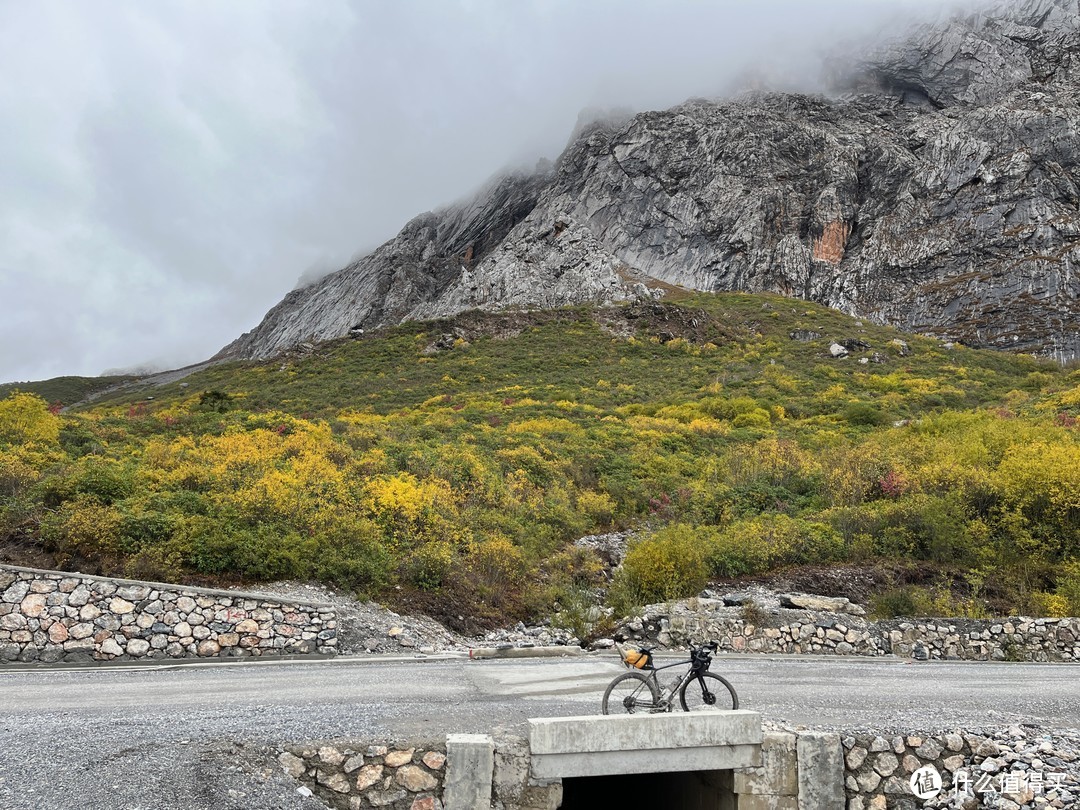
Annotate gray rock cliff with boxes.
[219,0,1080,362]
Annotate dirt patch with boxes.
[712,561,1018,615]
[0,534,56,571]
[594,301,746,345]
[386,578,527,637]
[614,264,696,300]
[711,562,938,606]
[409,300,747,356]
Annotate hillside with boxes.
[221,0,1080,364]
[0,375,137,408]
[3,293,1080,631]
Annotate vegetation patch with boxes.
[2,292,1079,626]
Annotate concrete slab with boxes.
[444,733,494,810]
[796,732,844,810]
[531,743,761,780]
[529,711,763,780]
[737,795,799,810]
[468,646,586,659]
[734,731,798,796]
[529,710,763,754]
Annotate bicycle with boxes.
[601,641,739,714]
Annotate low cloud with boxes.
[1,0,952,383]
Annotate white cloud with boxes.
[0,0,950,383]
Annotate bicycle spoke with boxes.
[679,672,738,712]
[602,671,660,714]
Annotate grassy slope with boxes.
[5,293,1080,626]
[88,294,1051,419]
[0,375,136,406]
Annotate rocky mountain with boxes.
[219,0,1080,363]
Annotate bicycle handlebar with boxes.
[691,641,719,655]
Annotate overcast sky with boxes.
[0,0,954,384]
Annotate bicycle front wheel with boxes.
[602,671,661,715]
[679,671,738,711]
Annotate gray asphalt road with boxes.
[1,654,1077,809]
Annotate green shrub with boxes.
[0,392,60,446]
[74,459,133,505]
[825,495,974,564]
[403,541,454,590]
[706,514,846,577]
[180,517,307,581]
[869,587,921,619]
[1027,591,1069,618]
[843,402,888,426]
[123,544,185,583]
[1055,561,1080,615]
[611,524,710,606]
[313,518,392,594]
[464,537,528,606]
[732,408,772,429]
[119,507,177,551]
[198,390,233,413]
[869,584,989,620]
[39,495,124,560]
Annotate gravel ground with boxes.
[0,710,335,810]
[3,656,1079,809]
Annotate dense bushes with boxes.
[3,292,1080,623]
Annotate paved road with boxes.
[1,654,1077,809]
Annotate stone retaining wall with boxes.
[616,599,1080,662]
[729,726,1078,809]
[844,732,979,809]
[877,617,1080,662]
[281,741,446,810]
[0,564,336,664]
[279,734,569,810]
[842,728,1079,809]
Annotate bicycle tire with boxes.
[678,671,738,712]
[602,671,661,715]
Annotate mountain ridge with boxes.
[219,0,1080,364]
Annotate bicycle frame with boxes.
[639,656,705,712]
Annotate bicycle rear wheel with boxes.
[602,671,661,714]
[679,671,738,711]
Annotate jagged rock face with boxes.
[220,0,1080,363]
[844,0,1080,107]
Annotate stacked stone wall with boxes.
[281,742,445,810]
[842,728,1080,809]
[617,599,1080,662]
[877,618,1080,662]
[0,564,336,664]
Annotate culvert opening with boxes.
[559,769,735,810]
